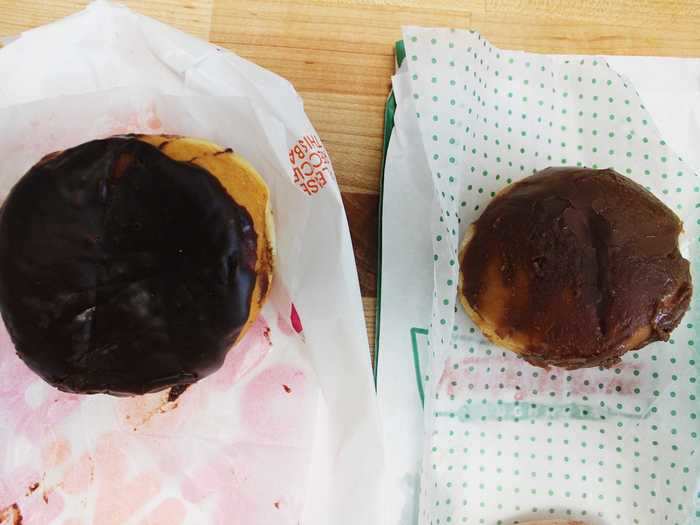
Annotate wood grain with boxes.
[475,2,700,56]
[0,1,214,38]
[2,0,700,350]
[342,192,379,297]
[302,92,386,195]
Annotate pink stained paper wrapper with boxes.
[0,312,316,524]
[0,3,383,525]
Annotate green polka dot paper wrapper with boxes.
[403,27,699,525]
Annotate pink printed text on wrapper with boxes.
[288,135,333,195]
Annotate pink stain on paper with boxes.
[4,104,167,174]
[43,439,71,468]
[207,316,273,390]
[0,297,317,524]
[0,325,81,443]
[180,440,310,525]
[93,448,160,525]
[290,304,303,333]
[277,303,304,337]
[141,498,185,525]
[177,359,315,524]
[242,364,312,443]
[104,102,165,136]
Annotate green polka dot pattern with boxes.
[404,28,699,525]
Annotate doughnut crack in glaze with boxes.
[458,167,692,369]
[0,135,275,395]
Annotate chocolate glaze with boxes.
[461,167,692,369]
[0,137,258,395]
[0,503,22,525]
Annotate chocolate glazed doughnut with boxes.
[458,167,691,369]
[0,135,274,395]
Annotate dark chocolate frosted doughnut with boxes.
[459,167,692,369]
[0,136,274,395]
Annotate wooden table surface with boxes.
[2,0,700,355]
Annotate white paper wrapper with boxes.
[382,27,698,525]
[0,3,382,524]
[377,59,435,525]
[379,52,700,525]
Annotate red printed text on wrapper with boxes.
[288,135,334,195]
